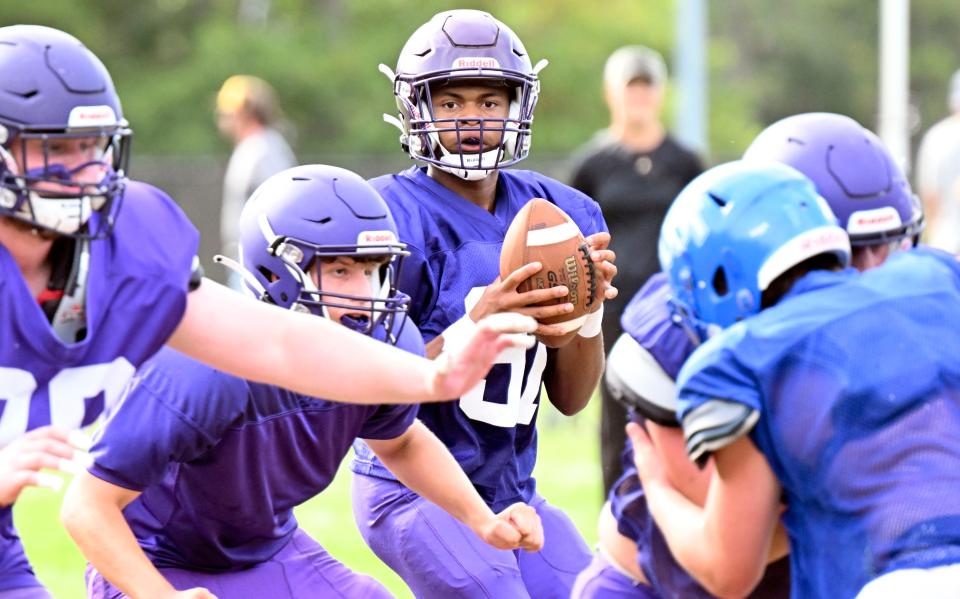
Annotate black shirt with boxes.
[570,132,703,328]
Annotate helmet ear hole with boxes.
[712,266,729,296]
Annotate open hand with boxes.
[429,313,537,399]
[0,426,92,507]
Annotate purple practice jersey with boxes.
[677,248,960,599]
[0,181,198,591]
[87,315,422,570]
[351,166,606,512]
[608,273,789,599]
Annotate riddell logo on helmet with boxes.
[67,105,118,128]
[854,214,894,225]
[358,230,398,245]
[848,207,902,235]
[453,57,501,70]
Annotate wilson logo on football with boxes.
[357,230,398,245]
[453,57,501,70]
[67,105,118,128]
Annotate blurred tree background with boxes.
[6,0,959,161]
[2,0,958,271]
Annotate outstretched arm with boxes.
[61,472,216,599]
[628,422,781,599]
[168,279,535,405]
[365,421,543,551]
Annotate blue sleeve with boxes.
[88,349,247,491]
[675,326,762,463]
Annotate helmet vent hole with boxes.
[708,192,727,207]
[291,177,310,182]
[712,266,729,296]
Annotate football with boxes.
[500,198,599,347]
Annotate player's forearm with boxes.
[543,334,603,415]
[370,421,495,532]
[641,479,746,597]
[62,474,176,599]
[170,279,438,404]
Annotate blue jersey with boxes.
[88,316,422,570]
[0,181,197,591]
[678,248,960,599]
[351,166,606,512]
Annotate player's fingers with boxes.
[14,452,63,472]
[513,285,569,306]
[518,303,573,322]
[503,503,535,536]
[476,313,538,336]
[590,249,616,265]
[21,425,72,443]
[493,333,536,354]
[22,437,77,461]
[68,430,93,451]
[487,519,522,550]
[626,422,653,454]
[502,262,543,290]
[505,504,545,551]
[604,285,619,300]
[585,232,611,251]
[595,259,617,279]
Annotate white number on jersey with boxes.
[457,287,549,428]
[0,358,135,446]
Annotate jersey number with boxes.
[457,287,549,428]
[0,358,135,446]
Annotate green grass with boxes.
[15,399,603,598]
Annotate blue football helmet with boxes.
[224,164,411,343]
[0,25,131,238]
[658,161,852,332]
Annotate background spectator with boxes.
[216,75,297,279]
[569,45,703,496]
[915,69,960,253]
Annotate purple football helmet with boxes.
[0,25,132,238]
[382,10,546,181]
[230,164,410,343]
[744,112,923,247]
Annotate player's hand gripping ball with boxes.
[500,199,601,347]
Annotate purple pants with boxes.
[352,474,592,599]
[84,528,392,599]
[571,553,660,599]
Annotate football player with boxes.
[631,159,960,599]
[61,165,544,599]
[350,10,617,598]
[0,25,533,597]
[574,112,923,598]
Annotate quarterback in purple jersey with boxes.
[630,160,960,598]
[350,10,618,599]
[0,25,535,597]
[573,112,923,599]
[61,165,544,599]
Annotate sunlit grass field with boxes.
[15,399,603,598]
